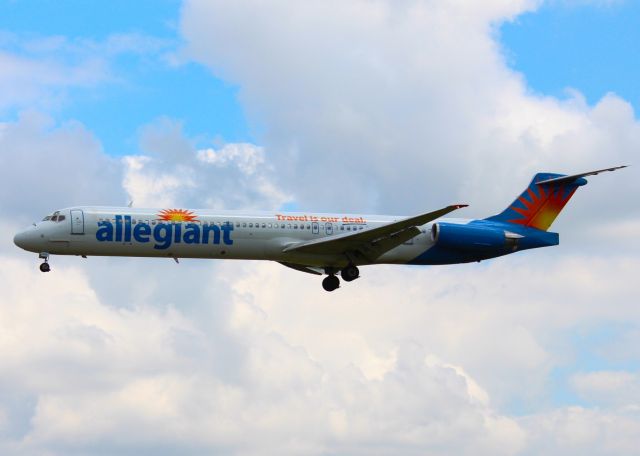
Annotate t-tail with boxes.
[485,166,627,231]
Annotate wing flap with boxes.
[278,262,324,275]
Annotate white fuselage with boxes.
[14,206,459,268]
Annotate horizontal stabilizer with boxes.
[536,165,627,186]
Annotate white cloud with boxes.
[519,406,640,455]
[2,255,534,456]
[122,118,290,209]
[2,246,640,454]
[571,371,640,407]
[0,111,126,223]
[180,0,639,246]
[197,143,266,175]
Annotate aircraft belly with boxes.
[51,234,270,260]
[277,251,348,268]
[375,239,434,264]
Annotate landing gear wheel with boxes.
[322,275,340,292]
[340,265,360,282]
[39,262,50,273]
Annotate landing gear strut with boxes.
[39,252,50,273]
[322,274,340,292]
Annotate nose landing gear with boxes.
[38,252,50,273]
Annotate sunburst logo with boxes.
[157,209,199,222]
[508,184,576,231]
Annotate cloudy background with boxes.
[1,0,639,454]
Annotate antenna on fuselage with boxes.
[127,200,133,208]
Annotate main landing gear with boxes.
[39,252,50,273]
[322,274,340,292]
[340,265,360,282]
[322,265,360,292]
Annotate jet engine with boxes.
[431,222,518,252]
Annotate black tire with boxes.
[322,275,340,292]
[340,265,360,282]
[39,262,50,273]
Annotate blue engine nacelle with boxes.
[431,222,514,252]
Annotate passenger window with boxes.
[249,223,253,228]
[268,223,272,228]
[242,222,247,228]
[293,224,298,229]
[287,224,292,229]
[281,224,285,229]
[340,226,344,231]
[262,223,266,228]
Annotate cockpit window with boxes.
[43,211,64,222]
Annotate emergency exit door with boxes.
[325,222,333,235]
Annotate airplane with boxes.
[14,166,626,291]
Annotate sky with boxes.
[0,0,639,455]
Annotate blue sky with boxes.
[1,1,637,155]
[501,1,640,111]
[0,0,251,155]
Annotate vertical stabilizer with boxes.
[485,173,586,231]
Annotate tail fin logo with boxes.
[507,184,577,231]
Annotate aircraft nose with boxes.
[13,227,40,252]
[13,231,27,249]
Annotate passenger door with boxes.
[70,209,85,235]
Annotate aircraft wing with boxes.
[281,204,467,261]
